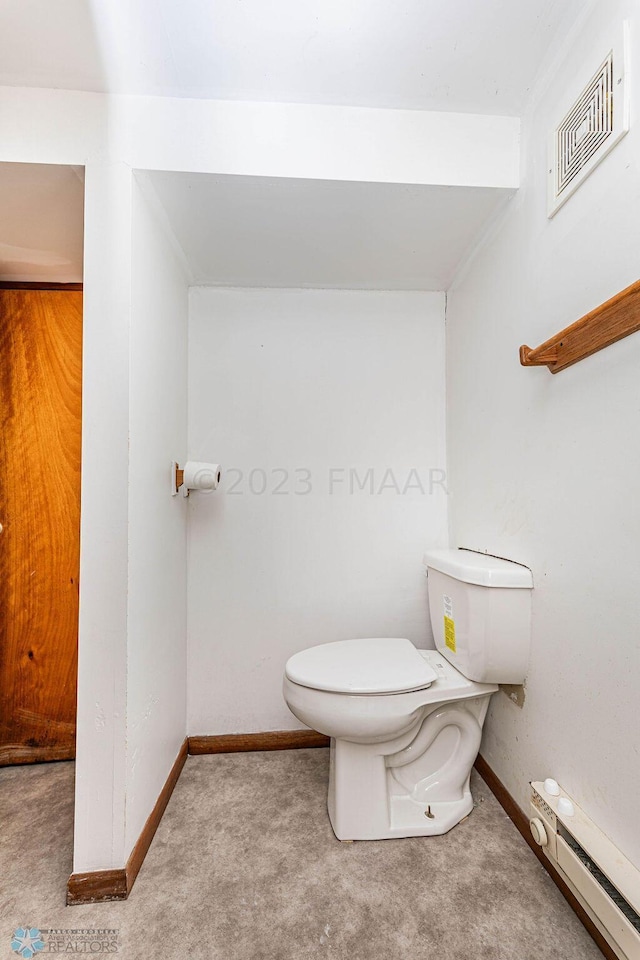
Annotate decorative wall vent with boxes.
[548,25,629,217]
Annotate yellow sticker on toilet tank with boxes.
[444,616,456,653]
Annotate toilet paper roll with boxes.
[183,461,221,491]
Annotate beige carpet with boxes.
[1,749,603,959]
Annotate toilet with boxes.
[283,549,533,840]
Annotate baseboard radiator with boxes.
[530,782,640,960]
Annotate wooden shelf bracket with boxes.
[520,278,640,373]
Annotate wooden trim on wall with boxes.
[188,729,330,754]
[474,755,616,960]
[66,869,128,906]
[67,738,188,905]
[0,281,83,291]
[124,738,188,895]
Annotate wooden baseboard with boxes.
[67,738,188,905]
[124,738,188,896]
[474,755,616,960]
[66,868,127,905]
[188,729,329,754]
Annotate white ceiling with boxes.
[0,163,84,282]
[146,171,511,290]
[0,0,583,115]
[0,3,580,286]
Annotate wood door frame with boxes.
[0,282,83,291]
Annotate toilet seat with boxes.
[285,637,438,695]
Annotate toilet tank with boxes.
[423,549,533,684]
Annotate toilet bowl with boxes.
[284,642,496,839]
[283,549,533,841]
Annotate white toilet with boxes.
[283,549,533,840]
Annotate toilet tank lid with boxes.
[423,549,533,588]
[285,638,438,694]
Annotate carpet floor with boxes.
[1,749,603,959]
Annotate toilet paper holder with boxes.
[171,461,222,497]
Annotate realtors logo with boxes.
[10,929,44,959]
[10,929,119,955]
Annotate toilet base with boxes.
[326,695,490,841]
[387,788,474,837]
[329,770,474,840]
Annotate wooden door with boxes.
[0,287,82,764]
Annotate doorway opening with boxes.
[0,162,84,868]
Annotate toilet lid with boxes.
[285,638,438,694]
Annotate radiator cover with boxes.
[530,781,640,960]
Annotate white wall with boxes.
[447,0,640,868]
[0,88,519,188]
[73,161,132,872]
[187,288,447,734]
[124,174,189,858]
[0,162,84,282]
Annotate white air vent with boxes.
[530,781,640,960]
[548,24,629,217]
